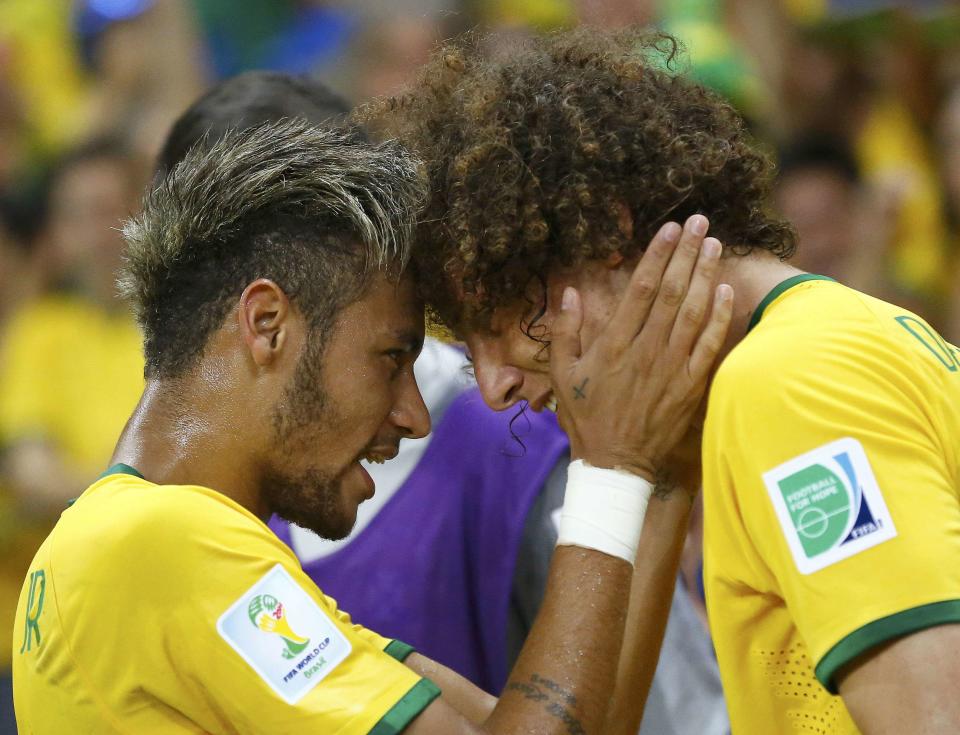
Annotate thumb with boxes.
[550,287,583,371]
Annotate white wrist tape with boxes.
[556,460,654,565]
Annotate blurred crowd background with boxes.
[2,0,960,731]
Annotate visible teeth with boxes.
[545,394,558,413]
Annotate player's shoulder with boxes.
[55,471,290,578]
[76,470,250,523]
[715,279,913,394]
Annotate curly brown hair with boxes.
[368,27,796,332]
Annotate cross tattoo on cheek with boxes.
[573,377,589,400]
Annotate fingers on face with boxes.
[688,284,734,380]
[643,214,711,343]
[668,235,723,351]
[549,286,584,371]
[549,215,727,389]
[609,220,682,342]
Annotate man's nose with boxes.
[392,374,431,440]
[474,359,525,412]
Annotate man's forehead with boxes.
[362,274,424,330]
[437,266,561,341]
[364,269,418,303]
[475,296,547,335]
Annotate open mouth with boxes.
[359,446,399,465]
[532,390,558,413]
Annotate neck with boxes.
[715,251,806,362]
[110,377,267,518]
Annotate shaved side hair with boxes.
[121,118,425,378]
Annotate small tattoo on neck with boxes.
[573,377,589,400]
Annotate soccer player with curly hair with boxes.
[376,28,960,734]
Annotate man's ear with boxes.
[603,201,633,269]
[603,250,625,269]
[238,279,291,367]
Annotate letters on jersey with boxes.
[763,437,897,574]
[217,564,352,703]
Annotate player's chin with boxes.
[302,500,357,541]
[272,485,357,542]
[320,513,356,541]
[328,470,370,535]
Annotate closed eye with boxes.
[383,349,409,376]
[462,353,475,379]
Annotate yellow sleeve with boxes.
[115,490,441,733]
[327,599,415,662]
[710,329,960,693]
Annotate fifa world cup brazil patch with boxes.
[217,564,352,703]
[763,437,897,574]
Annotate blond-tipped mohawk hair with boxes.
[119,118,426,378]
[121,118,425,308]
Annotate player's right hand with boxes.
[550,214,733,483]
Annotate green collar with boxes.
[97,463,145,481]
[747,274,835,333]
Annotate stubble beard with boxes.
[262,464,354,540]
[263,341,355,541]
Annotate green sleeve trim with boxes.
[383,639,416,662]
[815,599,960,694]
[747,274,835,333]
[368,678,441,735]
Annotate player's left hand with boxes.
[549,214,733,482]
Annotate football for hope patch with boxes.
[763,438,896,574]
[217,564,352,703]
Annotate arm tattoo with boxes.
[505,680,549,702]
[652,474,679,501]
[546,701,587,735]
[531,673,577,707]
[505,673,586,735]
[572,377,590,400]
[653,467,697,506]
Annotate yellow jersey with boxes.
[12,466,439,733]
[703,275,960,734]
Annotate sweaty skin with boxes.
[110,218,730,733]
